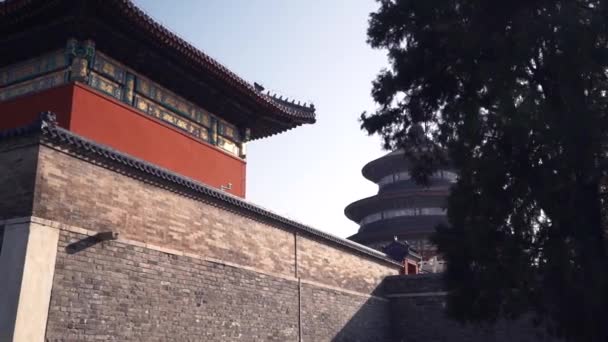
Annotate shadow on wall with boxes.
[379,274,560,342]
[53,234,559,342]
[0,225,4,255]
[65,232,119,254]
[323,281,393,342]
[61,233,394,342]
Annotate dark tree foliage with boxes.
[362,1,608,341]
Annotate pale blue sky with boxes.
[133,0,388,238]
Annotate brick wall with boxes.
[46,230,299,341]
[0,137,398,341]
[0,130,571,341]
[34,145,297,277]
[0,137,38,220]
[385,275,559,342]
[33,144,399,292]
[297,235,397,293]
[46,230,391,341]
[1,134,401,341]
[301,284,391,342]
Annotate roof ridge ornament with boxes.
[254,82,265,92]
[40,111,58,129]
[264,91,316,113]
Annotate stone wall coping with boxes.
[0,113,401,268]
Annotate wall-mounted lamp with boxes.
[220,183,233,191]
[95,231,119,241]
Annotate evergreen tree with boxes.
[362,1,608,341]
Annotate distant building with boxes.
[346,150,456,272]
[0,1,556,340]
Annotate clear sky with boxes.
[133,0,388,238]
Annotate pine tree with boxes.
[362,1,608,341]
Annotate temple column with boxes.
[0,220,59,342]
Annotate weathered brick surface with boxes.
[1,139,401,341]
[34,145,297,277]
[385,275,559,342]
[46,230,393,341]
[297,235,398,293]
[301,284,391,342]
[1,137,568,342]
[33,145,398,292]
[46,230,300,342]
[0,138,38,220]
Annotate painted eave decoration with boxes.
[0,0,316,140]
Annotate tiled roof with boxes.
[109,0,316,124]
[0,112,398,267]
[0,0,316,135]
[344,189,450,223]
[262,91,316,121]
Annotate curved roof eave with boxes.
[344,189,450,222]
[361,150,408,182]
[0,0,317,138]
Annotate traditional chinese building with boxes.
[345,150,456,272]
[0,1,559,341]
[0,0,316,198]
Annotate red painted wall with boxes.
[0,85,73,129]
[0,84,246,197]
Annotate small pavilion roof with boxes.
[383,239,422,262]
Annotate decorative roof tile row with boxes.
[263,92,316,119]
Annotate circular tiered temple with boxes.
[345,150,456,272]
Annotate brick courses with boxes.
[384,275,560,342]
[47,230,299,341]
[0,128,400,341]
[35,144,297,277]
[0,137,38,220]
[301,284,391,342]
[0,125,560,341]
[297,235,397,293]
[32,143,399,292]
[46,230,392,341]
